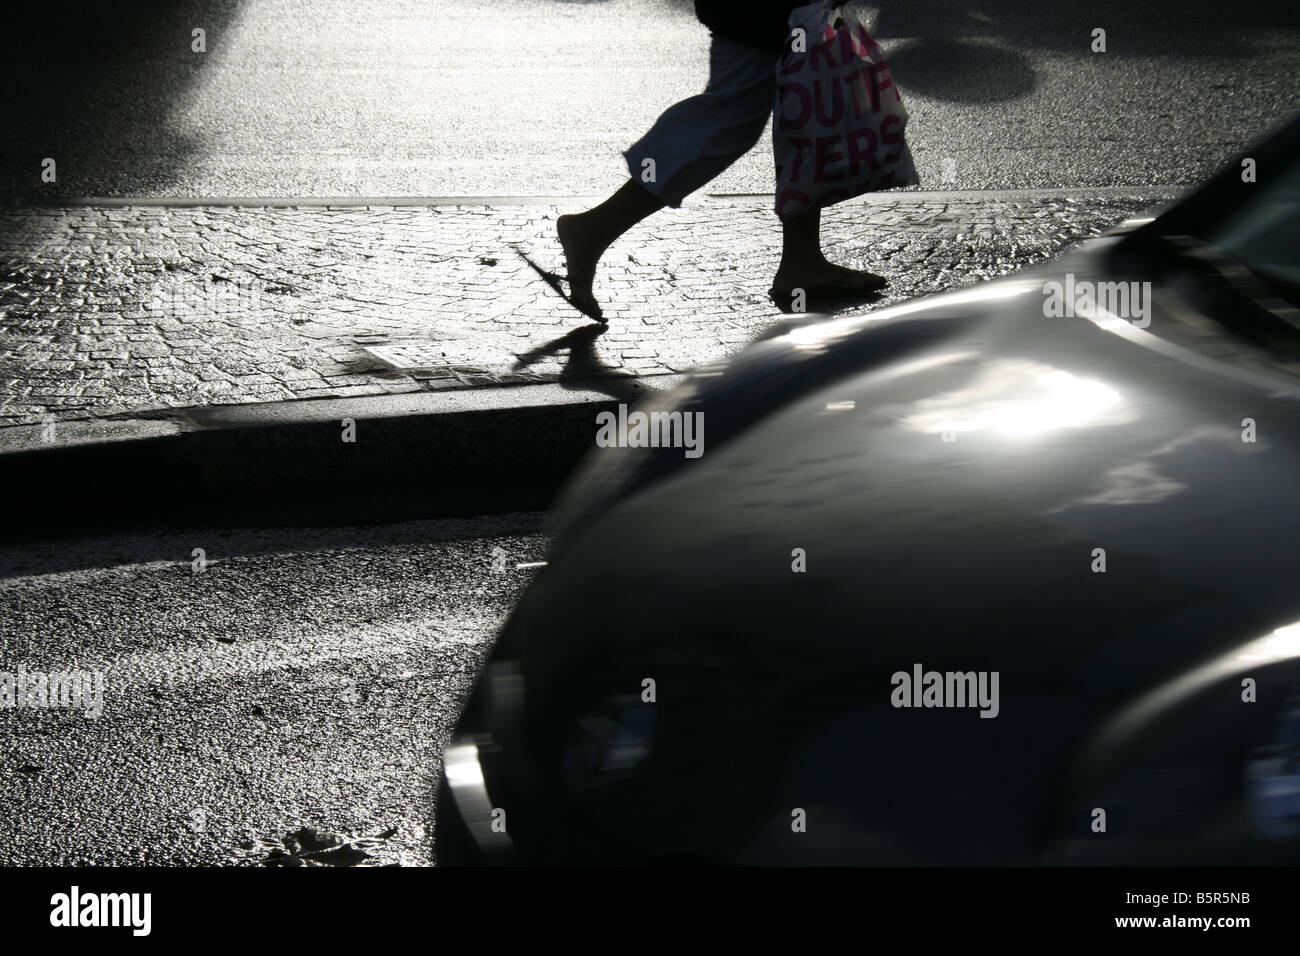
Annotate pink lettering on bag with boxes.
[854,22,884,60]
[866,61,888,113]
[844,67,869,120]
[780,81,813,131]
[814,134,846,182]
[812,78,844,127]
[772,6,917,220]
[786,137,814,180]
[837,24,857,67]
[847,127,880,177]
[881,113,902,161]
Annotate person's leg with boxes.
[771,208,887,297]
[558,34,777,319]
[557,181,665,319]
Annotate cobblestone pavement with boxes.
[0,195,1164,427]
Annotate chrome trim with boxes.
[1081,620,1300,773]
[443,740,515,859]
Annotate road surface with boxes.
[3,0,1298,198]
[0,514,545,865]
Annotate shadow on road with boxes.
[833,0,1296,104]
[514,325,647,404]
[867,0,1299,56]
[1,0,246,200]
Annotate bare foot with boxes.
[557,214,606,320]
[771,260,888,298]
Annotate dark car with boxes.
[437,114,1300,865]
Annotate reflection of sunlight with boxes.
[783,280,1037,353]
[1068,461,1187,507]
[1234,621,1300,665]
[901,360,1130,439]
[873,278,1037,319]
[1090,619,1300,763]
[1051,425,1240,513]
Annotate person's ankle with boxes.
[776,255,826,275]
[780,247,828,263]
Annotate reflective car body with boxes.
[437,115,1300,865]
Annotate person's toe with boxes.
[842,270,887,290]
[568,288,605,322]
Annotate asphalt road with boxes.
[0,515,546,865]
[3,0,1298,198]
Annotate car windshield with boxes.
[1203,157,1300,294]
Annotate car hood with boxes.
[524,238,1300,695]
[487,236,1300,863]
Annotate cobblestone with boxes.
[0,196,1158,426]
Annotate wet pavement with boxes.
[0,193,1165,428]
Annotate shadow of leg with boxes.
[513,325,645,403]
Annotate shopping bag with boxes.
[773,1,919,221]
